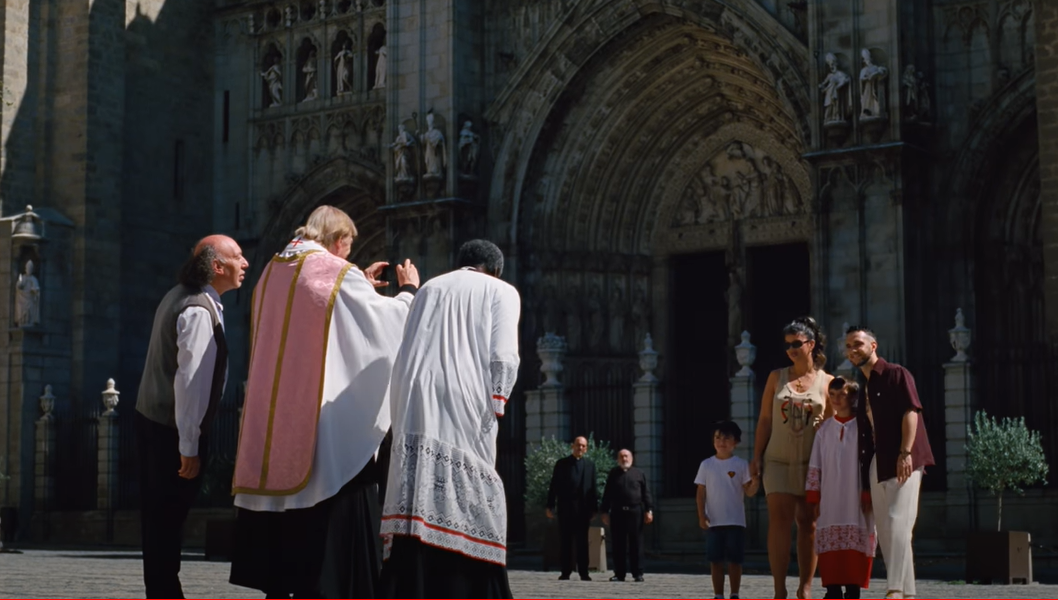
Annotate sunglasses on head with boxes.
[784,340,810,350]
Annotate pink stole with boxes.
[233,251,352,495]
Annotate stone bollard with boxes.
[633,334,663,496]
[730,331,757,462]
[97,379,120,511]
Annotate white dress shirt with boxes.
[174,285,225,457]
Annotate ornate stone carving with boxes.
[373,45,387,89]
[458,121,480,178]
[671,140,803,227]
[734,331,756,377]
[334,42,354,94]
[261,56,283,107]
[15,260,40,328]
[859,49,889,120]
[949,308,972,363]
[902,65,931,122]
[12,205,41,240]
[391,124,416,184]
[101,378,120,416]
[302,50,319,102]
[537,332,567,388]
[819,52,851,124]
[421,111,446,180]
[638,333,659,383]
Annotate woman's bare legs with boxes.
[767,493,797,598]
[794,496,819,598]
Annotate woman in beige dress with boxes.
[750,316,833,599]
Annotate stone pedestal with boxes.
[524,334,569,454]
[944,309,973,531]
[96,380,120,511]
[731,331,757,462]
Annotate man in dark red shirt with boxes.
[846,326,934,600]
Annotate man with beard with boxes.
[600,449,654,582]
[845,326,935,600]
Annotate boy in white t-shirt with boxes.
[695,420,760,600]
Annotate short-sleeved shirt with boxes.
[856,357,935,484]
[694,456,751,527]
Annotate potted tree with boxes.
[964,411,1049,584]
[524,435,616,571]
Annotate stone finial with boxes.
[284,5,294,26]
[537,332,567,388]
[101,378,120,416]
[40,385,55,419]
[734,331,756,377]
[837,321,854,372]
[949,308,972,363]
[638,333,659,383]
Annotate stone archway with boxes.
[254,155,387,275]
[484,3,811,502]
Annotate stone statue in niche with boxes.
[334,42,354,94]
[859,49,889,119]
[302,50,319,102]
[373,45,387,89]
[760,156,786,216]
[608,286,628,353]
[421,112,446,180]
[725,267,743,346]
[819,52,851,124]
[16,260,40,328]
[391,124,416,182]
[902,65,931,122]
[458,121,480,177]
[261,56,283,107]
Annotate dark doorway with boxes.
[663,251,730,497]
[746,243,812,395]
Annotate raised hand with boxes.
[396,259,420,289]
[364,261,390,287]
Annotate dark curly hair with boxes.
[178,244,218,289]
[782,315,827,369]
[457,239,504,277]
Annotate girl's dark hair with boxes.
[782,315,827,369]
[828,376,860,407]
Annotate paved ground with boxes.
[1,550,1056,598]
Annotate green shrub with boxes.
[965,411,1049,531]
[524,435,617,510]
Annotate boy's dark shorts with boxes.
[706,525,746,564]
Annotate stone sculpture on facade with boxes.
[859,48,889,119]
[902,64,931,122]
[373,45,387,89]
[302,50,319,102]
[334,42,354,94]
[458,121,480,177]
[421,112,446,180]
[261,56,283,107]
[819,52,851,124]
[734,331,756,377]
[537,332,567,388]
[639,333,659,383]
[391,124,416,183]
[949,308,972,363]
[15,260,41,328]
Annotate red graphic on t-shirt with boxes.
[727,471,736,478]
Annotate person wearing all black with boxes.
[546,436,598,581]
[600,449,654,583]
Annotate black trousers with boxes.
[558,513,591,578]
[610,507,644,578]
[136,413,209,599]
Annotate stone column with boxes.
[633,334,663,495]
[96,379,120,511]
[524,333,569,455]
[1034,3,1058,338]
[34,385,56,511]
[730,331,757,462]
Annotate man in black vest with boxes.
[135,235,248,598]
[546,436,598,581]
[600,449,654,582]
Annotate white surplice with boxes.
[806,416,876,557]
[235,238,413,512]
[380,268,521,566]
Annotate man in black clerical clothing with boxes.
[600,449,654,582]
[546,436,598,581]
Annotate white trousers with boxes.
[869,457,923,596]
